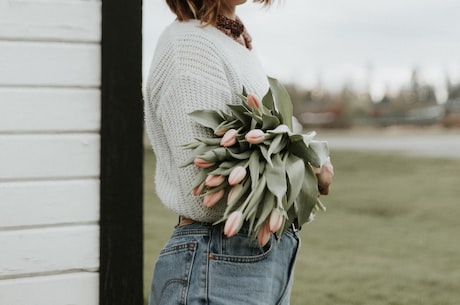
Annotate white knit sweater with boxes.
[144,20,269,222]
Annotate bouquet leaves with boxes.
[181,77,330,245]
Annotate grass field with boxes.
[143,148,460,305]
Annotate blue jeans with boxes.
[148,221,300,305]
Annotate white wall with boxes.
[0,1,101,304]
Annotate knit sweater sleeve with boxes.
[144,24,235,222]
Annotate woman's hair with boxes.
[166,0,272,24]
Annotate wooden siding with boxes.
[0,88,100,133]
[0,273,99,305]
[0,0,101,304]
[0,0,101,42]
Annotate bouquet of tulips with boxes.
[181,77,330,246]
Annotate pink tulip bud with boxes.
[220,128,238,147]
[245,129,265,144]
[224,210,243,237]
[203,189,225,208]
[205,174,225,187]
[247,94,262,110]
[227,184,243,206]
[257,221,271,247]
[269,208,283,233]
[194,158,215,168]
[228,166,246,186]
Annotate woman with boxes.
[144,1,334,304]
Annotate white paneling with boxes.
[0,0,101,42]
[0,41,100,87]
[0,272,98,305]
[0,225,99,277]
[0,179,99,228]
[0,134,100,180]
[0,88,100,133]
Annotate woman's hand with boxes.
[313,159,334,196]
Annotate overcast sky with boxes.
[143,0,460,101]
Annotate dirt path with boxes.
[315,128,460,159]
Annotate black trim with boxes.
[100,0,143,304]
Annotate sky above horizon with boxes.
[143,0,460,102]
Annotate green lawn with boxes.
[143,148,460,305]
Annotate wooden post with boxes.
[100,0,143,304]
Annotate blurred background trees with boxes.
[288,68,460,129]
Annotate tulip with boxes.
[194,158,215,168]
[205,174,226,187]
[269,208,283,233]
[245,129,265,144]
[257,221,271,247]
[224,210,243,237]
[227,184,243,206]
[228,166,246,186]
[203,189,225,208]
[247,93,262,110]
[220,128,238,147]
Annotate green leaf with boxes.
[254,191,275,232]
[189,110,224,130]
[194,137,222,146]
[248,150,260,190]
[219,110,233,122]
[179,143,209,167]
[265,154,287,205]
[285,153,305,209]
[267,124,291,135]
[226,104,251,126]
[214,120,241,135]
[181,141,202,150]
[242,86,248,97]
[267,76,293,129]
[261,113,281,130]
[309,140,330,167]
[267,134,285,160]
[259,144,272,167]
[226,148,251,160]
[296,166,319,225]
[208,165,234,176]
[288,133,304,143]
[302,131,317,144]
[236,92,247,103]
[212,147,228,161]
[288,140,322,168]
[190,168,211,190]
[197,149,218,162]
[282,201,298,234]
[262,87,275,110]
[244,176,267,219]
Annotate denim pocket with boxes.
[150,241,197,305]
[207,230,299,305]
[212,231,274,263]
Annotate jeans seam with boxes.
[171,229,210,238]
[183,242,198,305]
[275,232,301,305]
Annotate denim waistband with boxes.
[171,220,297,240]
